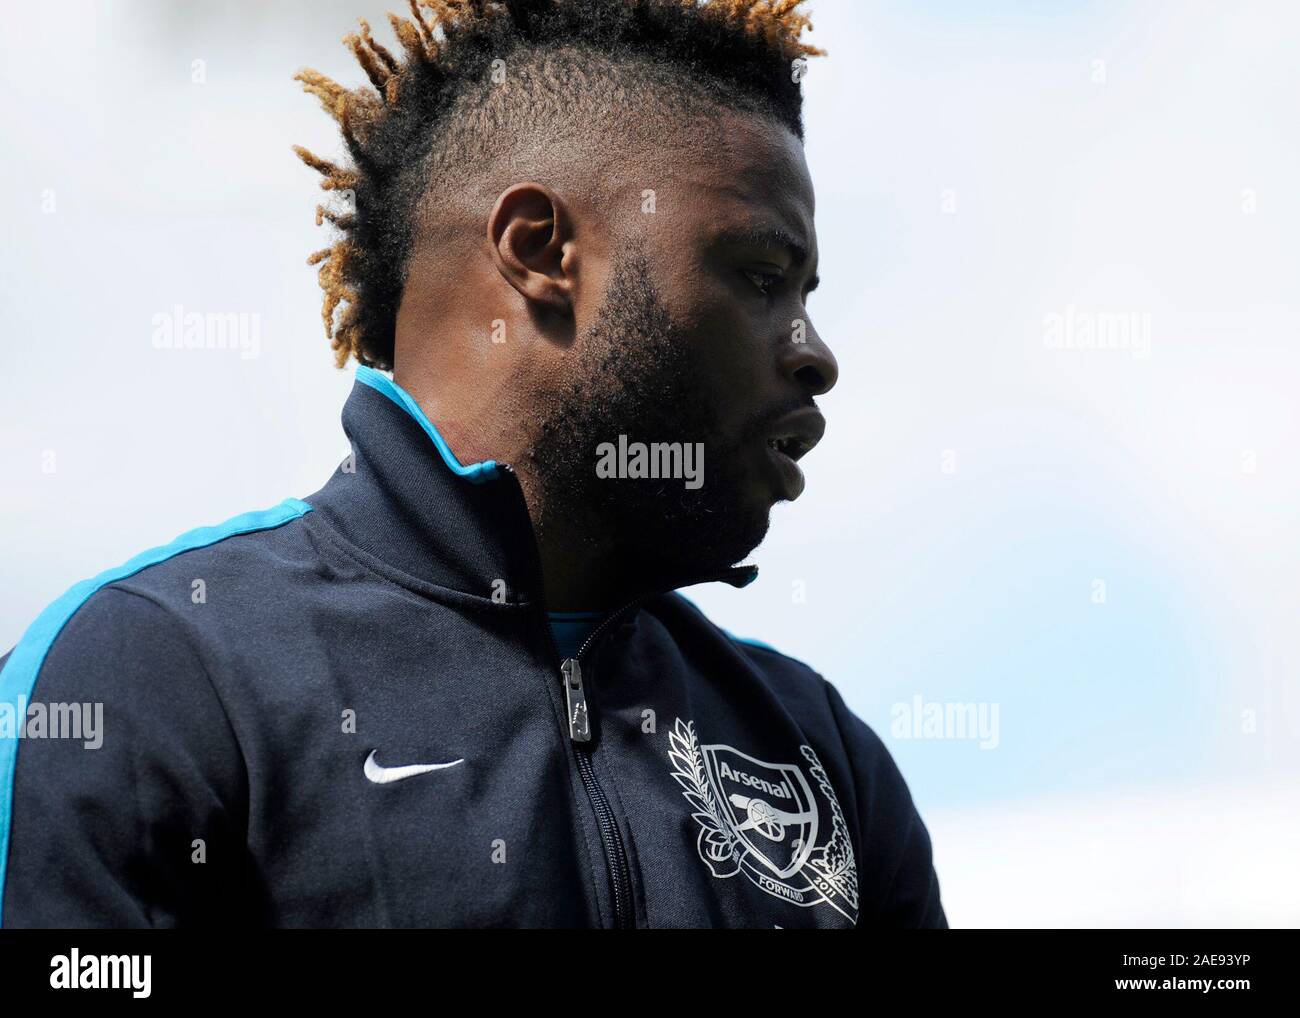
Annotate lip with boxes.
[763,407,826,501]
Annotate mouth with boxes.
[762,407,825,501]
[765,434,815,461]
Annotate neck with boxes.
[530,501,632,612]
[394,365,634,611]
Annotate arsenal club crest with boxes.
[668,718,859,924]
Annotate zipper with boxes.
[560,658,591,742]
[540,611,638,930]
[495,463,641,928]
[551,580,749,929]
[498,462,756,930]
[535,622,630,927]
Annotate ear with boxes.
[487,181,576,318]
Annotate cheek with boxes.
[673,278,766,370]
[699,308,774,415]
[681,328,764,453]
[660,263,771,428]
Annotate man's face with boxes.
[528,111,837,589]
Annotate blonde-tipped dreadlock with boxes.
[294,0,825,370]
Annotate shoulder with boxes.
[664,591,834,708]
[2,498,314,701]
[665,592,815,664]
[659,592,912,802]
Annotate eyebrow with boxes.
[714,222,820,293]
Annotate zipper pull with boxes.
[561,658,592,743]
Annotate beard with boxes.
[525,249,770,592]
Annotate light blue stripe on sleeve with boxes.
[0,496,313,925]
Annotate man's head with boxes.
[297,0,838,600]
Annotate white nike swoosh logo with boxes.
[363,749,464,784]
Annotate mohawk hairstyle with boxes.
[294,0,824,370]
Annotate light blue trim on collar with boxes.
[355,365,499,483]
[0,497,314,926]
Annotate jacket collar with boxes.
[306,366,757,608]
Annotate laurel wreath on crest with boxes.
[668,718,742,875]
[669,717,860,920]
[799,744,859,911]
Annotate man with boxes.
[0,0,945,928]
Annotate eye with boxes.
[742,268,783,296]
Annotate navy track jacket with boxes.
[0,367,947,929]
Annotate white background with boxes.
[2,1,1297,926]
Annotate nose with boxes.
[778,318,838,396]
